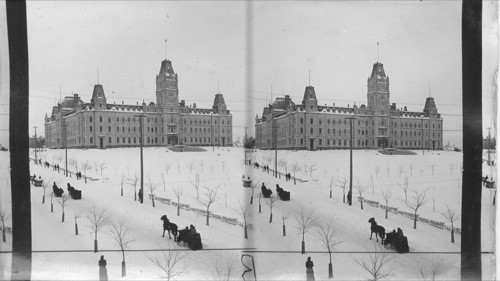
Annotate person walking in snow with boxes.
[306,256,315,281]
[98,255,108,281]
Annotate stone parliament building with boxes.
[45,59,233,149]
[255,62,443,150]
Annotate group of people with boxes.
[75,171,83,180]
[52,164,60,172]
[261,183,273,198]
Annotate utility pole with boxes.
[422,119,425,155]
[135,114,145,203]
[244,126,248,165]
[33,126,38,164]
[65,144,68,177]
[346,116,356,206]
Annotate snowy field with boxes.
[0,147,496,280]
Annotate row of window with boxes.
[87,115,230,125]
[277,138,441,148]
[296,117,441,129]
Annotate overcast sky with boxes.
[2,1,494,148]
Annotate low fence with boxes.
[154,195,254,230]
[359,197,461,234]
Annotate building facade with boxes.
[255,62,443,150]
[45,59,233,149]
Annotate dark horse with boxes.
[161,215,178,241]
[368,218,385,243]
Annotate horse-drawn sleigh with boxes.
[369,217,409,253]
[161,215,202,250]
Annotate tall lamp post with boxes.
[346,116,356,206]
[135,114,145,203]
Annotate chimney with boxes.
[122,100,124,104]
[193,103,197,108]
[136,101,138,105]
[333,103,335,106]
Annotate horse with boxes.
[161,215,178,241]
[368,218,385,243]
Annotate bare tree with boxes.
[370,175,375,194]
[147,242,186,281]
[74,212,81,235]
[355,180,369,210]
[161,172,167,191]
[314,218,342,279]
[248,179,261,205]
[386,162,390,177]
[302,161,309,176]
[409,164,414,177]
[380,187,392,219]
[329,178,335,198]
[127,175,139,201]
[176,159,181,174]
[281,213,289,236]
[335,177,348,203]
[404,188,430,229]
[80,160,92,183]
[173,186,183,216]
[234,202,249,239]
[449,163,454,175]
[353,243,393,281]
[107,215,135,277]
[294,206,318,254]
[190,173,201,200]
[198,184,222,226]
[0,209,9,242]
[266,196,279,223]
[399,177,409,203]
[40,178,53,204]
[221,160,226,172]
[374,165,381,178]
[50,191,55,213]
[165,162,172,175]
[440,205,460,243]
[258,192,262,213]
[71,157,79,175]
[278,158,288,175]
[146,177,159,207]
[187,160,195,174]
[93,160,100,174]
[307,163,317,177]
[58,196,70,222]
[415,255,443,281]
[99,162,107,175]
[398,164,405,177]
[290,161,301,185]
[210,252,237,281]
[86,204,110,252]
[120,174,126,196]
[199,159,204,173]
[430,164,436,176]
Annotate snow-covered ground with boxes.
[0,148,496,280]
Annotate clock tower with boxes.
[367,62,390,110]
[156,59,179,111]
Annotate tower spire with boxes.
[429,84,431,98]
[377,42,379,62]
[218,81,220,94]
[165,39,167,60]
[97,68,99,84]
[309,70,311,86]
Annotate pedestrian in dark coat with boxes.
[347,191,352,205]
[306,256,315,281]
[99,255,108,281]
